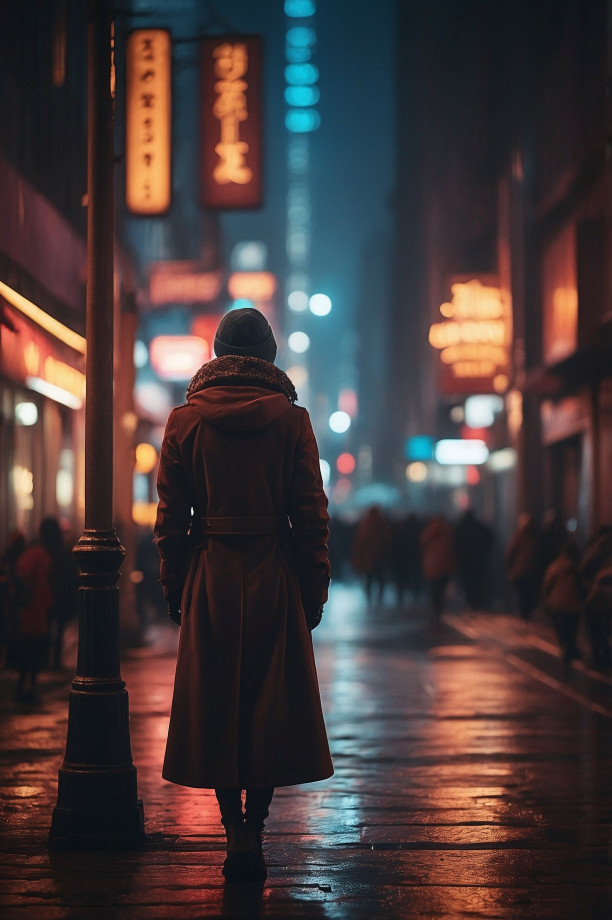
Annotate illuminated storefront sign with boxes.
[149,262,222,307]
[201,36,262,208]
[126,29,171,215]
[0,305,85,408]
[428,278,512,394]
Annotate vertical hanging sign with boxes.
[201,36,263,208]
[125,30,171,215]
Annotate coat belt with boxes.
[198,515,290,536]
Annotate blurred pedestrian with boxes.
[155,308,333,883]
[44,518,79,670]
[0,530,27,669]
[328,514,356,583]
[351,505,393,603]
[420,515,456,621]
[540,539,583,670]
[390,512,423,605]
[454,509,494,611]
[13,519,58,702]
[505,513,542,621]
[540,509,567,573]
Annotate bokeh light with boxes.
[135,442,158,474]
[309,293,331,316]
[288,290,309,312]
[406,461,428,482]
[329,410,351,433]
[288,331,311,353]
[15,402,39,426]
[134,340,148,368]
[286,365,309,388]
[336,452,356,475]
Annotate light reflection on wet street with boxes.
[1,582,611,918]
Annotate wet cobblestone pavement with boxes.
[1,583,611,918]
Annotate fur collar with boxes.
[186,355,298,404]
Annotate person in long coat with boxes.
[154,308,333,882]
[420,515,457,621]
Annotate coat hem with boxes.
[161,767,334,790]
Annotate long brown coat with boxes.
[155,356,333,789]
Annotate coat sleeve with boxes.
[288,408,331,607]
[154,409,194,598]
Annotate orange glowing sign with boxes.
[201,36,263,208]
[126,30,171,215]
[227,271,276,302]
[149,262,222,307]
[0,305,85,408]
[429,278,512,394]
[541,223,578,365]
[150,335,209,381]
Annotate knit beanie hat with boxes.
[213,307,277,363]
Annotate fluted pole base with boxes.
[49,530,144,850]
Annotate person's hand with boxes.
[305,604,324,630]
[166,589,182,626]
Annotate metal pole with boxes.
[49,0,144,849]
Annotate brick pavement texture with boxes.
[1,584,611,919]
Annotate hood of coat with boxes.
[186,355,297,431]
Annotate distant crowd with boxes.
[331,506,612,671]
[1,507,610,703]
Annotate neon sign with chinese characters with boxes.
[126,30,171,215]
[201,36,262,208]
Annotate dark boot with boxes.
[236,787,274,881]
[215,788,244,880]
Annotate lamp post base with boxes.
[50,797,144,851]
[48,530,145,851]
